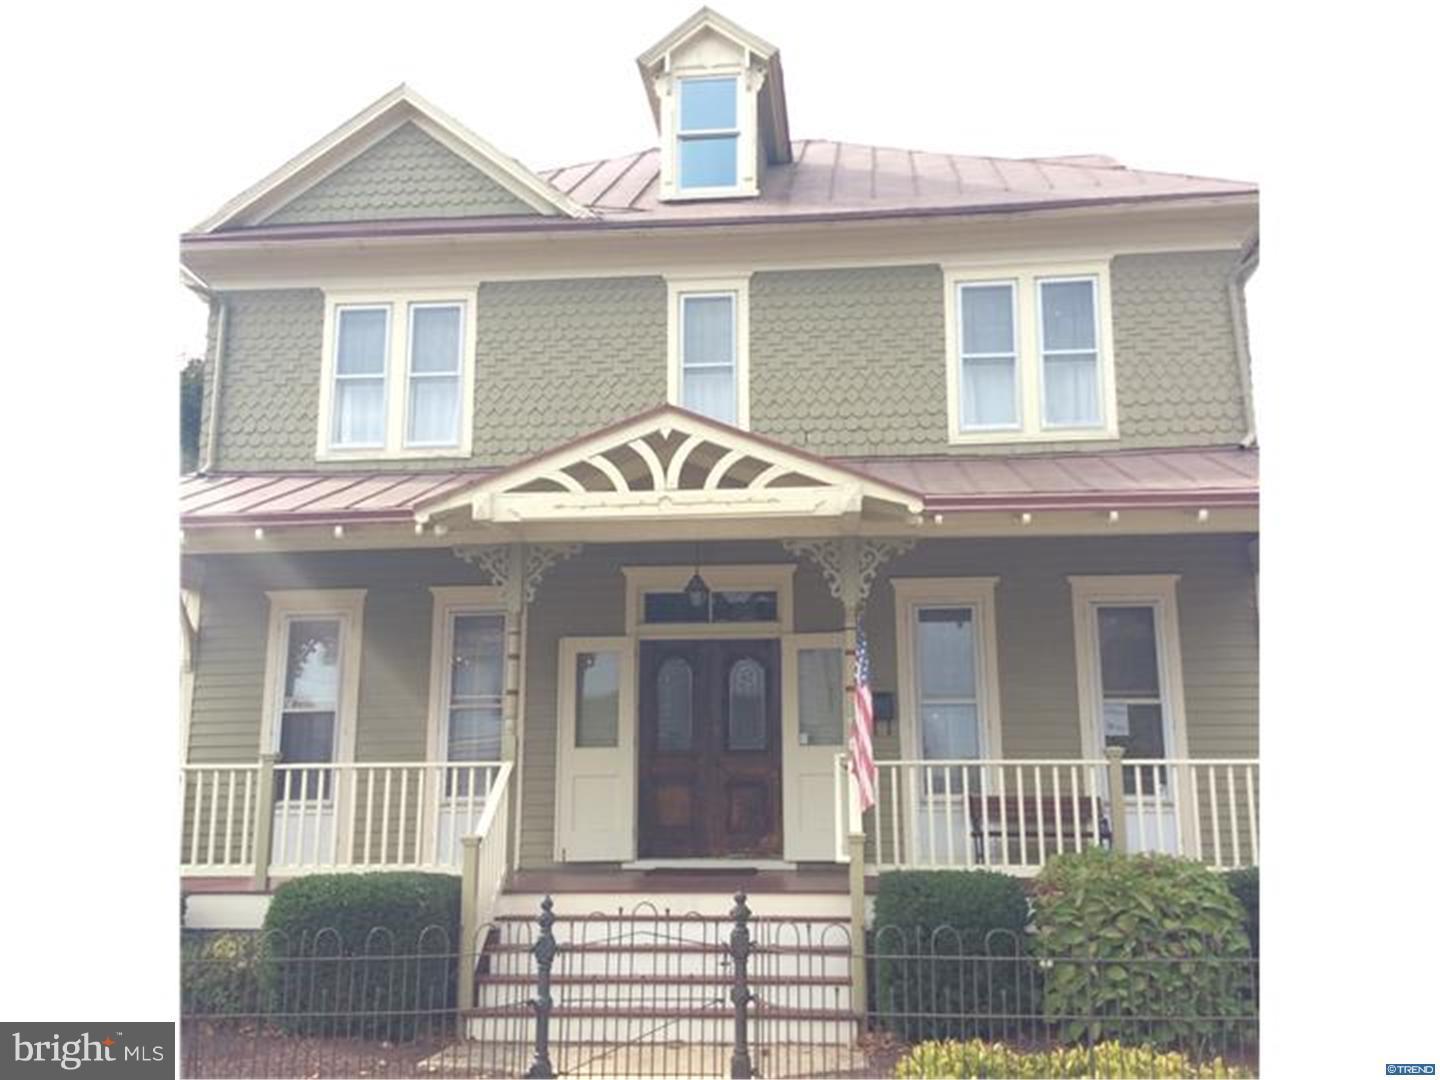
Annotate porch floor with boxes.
[505,866,877,895]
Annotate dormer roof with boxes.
[635,6,792,167]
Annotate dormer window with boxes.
[638,9,791,202]
[677,77,740,190]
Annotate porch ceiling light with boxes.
[685,542,710,613]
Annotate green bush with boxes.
[1031,849,1253,1052]
[259,872,461,1038]
[872,871,1034,1040]
[893,1038,1254,1078]
[182,931,264,1016]
[1223,868,1258,956]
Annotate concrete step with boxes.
[466,1004,857,1046]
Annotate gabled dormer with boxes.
[636,7,792,202]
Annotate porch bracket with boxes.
[781,537,915,616]
[453,542,582,605]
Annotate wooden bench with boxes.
[968,795,1112,864]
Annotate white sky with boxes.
[167,0,1267,360]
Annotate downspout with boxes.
[182,268,228,474]
[1227,233,1260,448]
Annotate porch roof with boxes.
[180,444,1257,528]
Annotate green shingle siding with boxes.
[261,122,538,225]
[205,251,1248,470]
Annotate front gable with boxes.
[261,121,537,224]
[415,405,923,526]
[192,84,590,232]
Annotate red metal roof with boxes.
[179,470,494,527]
[537,140,1255,223]
[849,447,1258,511]
[180,447,1255,528]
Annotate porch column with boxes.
[781,536,915,1022]
[454,543,581,764]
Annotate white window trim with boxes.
[621,563,794,636]
[943,262,1119,445]
[658,68,760,201]
[316,287,477,461]
[424,586,508,765]
[1068,575,1190,762]
[892,577,1004,763]
[666,275,751,429]
[258,589,367,765]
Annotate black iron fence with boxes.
[181,897,1258,1078]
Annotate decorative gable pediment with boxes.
[416,406,921,525]
[191,85,590,232]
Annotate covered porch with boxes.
[180,406,1259,909]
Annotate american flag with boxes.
[850,625,878,812]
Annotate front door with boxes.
[638,639,782,858]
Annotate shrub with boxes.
[182,931,264,1016]
[872,871,1034,1040]
[259,872,461,1038]
[893,1038,1254,1078]
[1030,848,1253,1053]
[1223,868,1258,956]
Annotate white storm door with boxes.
[555,637,636,862]
[782,633,845,861]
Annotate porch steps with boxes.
[469,896,858,1047]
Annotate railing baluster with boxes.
[1245,765,1259,866]
[960,764,973,868]
[381,769,392,863]
[240,771,253,866]
[1033,765,1045,866]
[1050,766,1062,862]
[187,772,201,867]
[997,765,1009,868]
[889,764,901,868]
[942,763,954,867]
[363,770,374,866]
[924,764,935,867]
[1015,765,1027,869]
[1188,762,1205,864]
[398,767,411,866]
[979,767,991,866]
[1207,766,1222,870]
[1089,763,1102,848]
[1069,765,1081,853]
[1226,765,1240,870]
[1136,765,1151,853]
[223,771,236,867]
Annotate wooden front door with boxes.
[638,639,782,858]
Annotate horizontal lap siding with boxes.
[186,535,1257,872]
[185,551,485,767]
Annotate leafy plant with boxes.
[893,1038,1254,1078]
[258,872,461,1039]
[182,931,265,1016]
[180,356,203,474]
[871,870,1034,1040]
[1223,868,1258,956]
[1030,848,1253,1052]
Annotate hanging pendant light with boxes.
[684,540,710,615]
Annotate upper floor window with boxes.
[677,77,739,190]
[945,264,1117,445]
[317,289,475,460]
[667,276,750,428]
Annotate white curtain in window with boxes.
[333,308,388,446]
[1040,280,1100,426]
[681,294,736,423]
[959,284,1017,427]
[407,305,461,445]
[448,614,503,761]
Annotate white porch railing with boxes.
[840,754,1259,874]
[180,760,508,877]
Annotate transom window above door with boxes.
[944,264,1117,445]
[317,288,477,460]
[667,277,750,428]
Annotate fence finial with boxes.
[525,895,557,1080]
[728,892,754,1080]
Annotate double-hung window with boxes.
[428,588,506,800]
[958,282,1020,429]
[319,290,475,459]
[946,265,1115,443]
[668,277,749,427]
[677,76,740,191]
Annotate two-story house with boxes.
[178,8,1258,941]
